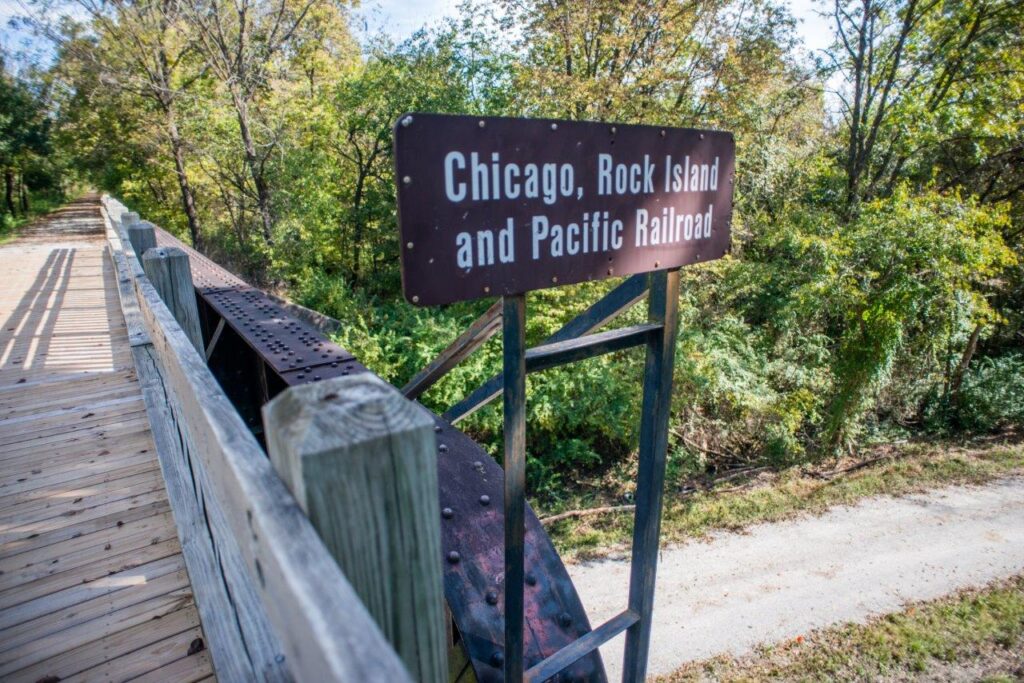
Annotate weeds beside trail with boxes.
[0,194,65,245]
[660,575,1024,682]
[544,435,1024,562]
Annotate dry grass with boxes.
[659,575,1024,682]
[542,433,1024,562]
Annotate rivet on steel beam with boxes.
[550,122,558,130]
[479,494,490,506]
[491,651,504,667]
[483,286,490,294]
[700,133,705,139]
[558,612,573,628]
[447,551,461,564]
[402,175,412,184]
[412,295,420,303]
[485,590,498,605]
[660,129,666,137]
[402,115,413,127]
[551,276,558,283]
[442,507,454,519]
[439,444,449,453]
[434,425,442,433]
[406,242,414,249]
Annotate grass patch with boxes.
[541,436,1024,561]
[661,574,1024,681]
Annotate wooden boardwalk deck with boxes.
[0,198,215,682]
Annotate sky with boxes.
[2,0,837,85]
[354,0,836,58]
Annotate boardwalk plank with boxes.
[0,198,213,681]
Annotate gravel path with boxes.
[568,476,1024,680]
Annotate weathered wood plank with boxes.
[0,538,181,612]
[264,374,448,682]
[132,342,259,682]
[141,247,203,354]
[5,605,202,683]
[134,268,412,682]
[0,563,188,642]
[101,203,150,347]
[0,588,195,677]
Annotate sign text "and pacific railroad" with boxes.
[394,114,735,306]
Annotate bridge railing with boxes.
[99,196,419,682]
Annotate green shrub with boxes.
[926,354,1024,434]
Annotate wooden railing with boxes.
[99,196,441,682]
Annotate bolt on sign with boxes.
[394,113,735,306]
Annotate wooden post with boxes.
[142,246,204,355]
[120,210,139,228]
[128,220,157,258]
[262,374,448,683]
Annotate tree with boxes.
[181,0,321,245]
[0,52,50,220]
[49,0,207,247]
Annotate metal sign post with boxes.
[393,113,733,682]
[503,293,527,682]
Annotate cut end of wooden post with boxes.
[262,374,435,505]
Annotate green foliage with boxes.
[924,354,1024,434]
[17,0,1024,499]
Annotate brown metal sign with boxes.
[394,113,735,306]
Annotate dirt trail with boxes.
[568,476,1024,680]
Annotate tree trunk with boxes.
[350,169,366,282]
[165,107,204,250]
[231,91,274,245]
[4,170,16,217]
[18,174,28,213]
[950,323,982,399]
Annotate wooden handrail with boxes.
[100,195,413,683]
